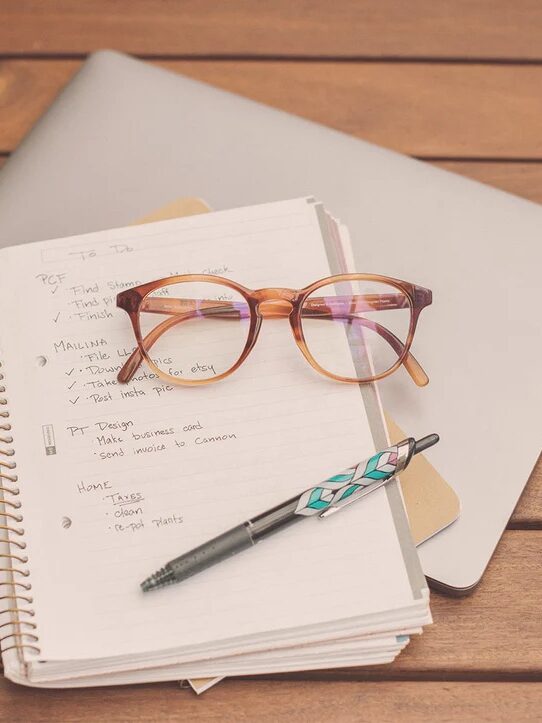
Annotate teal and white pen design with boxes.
[141,434,439,592]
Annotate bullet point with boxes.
[69,396,80,405]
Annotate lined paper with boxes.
[0,199,415,662]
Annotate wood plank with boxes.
[435,161,542,205]
[1,1,542,60]
[397,532,542,673]
[509,460,541,527]
[2,59,542,158]
[0,60,77,152]
[1,678,542,722]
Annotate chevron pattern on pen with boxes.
[294,447,399,516]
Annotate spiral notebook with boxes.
[0,198,430,687]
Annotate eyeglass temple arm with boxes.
[340,315,428,386]
[118,299,428,386]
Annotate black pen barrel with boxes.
[142,499,305,590]
[158,524,255,588]
[141,434,441,591]
[248,497,304,541]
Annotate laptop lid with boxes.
[0,50,539,592]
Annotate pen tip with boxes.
[140,565,176,592]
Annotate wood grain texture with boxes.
[509,461,541,527]
[1,1,542,60]
[435,161,542,205]
[1,59,542,157]
[2,678,542,722]
[380,531,542,674]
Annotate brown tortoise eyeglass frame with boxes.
[116,273,432,387]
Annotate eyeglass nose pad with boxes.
[257,299,294,319]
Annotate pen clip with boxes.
[318,477,389,518]
[318,439,412,519]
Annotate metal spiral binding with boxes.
[0,361,40,656]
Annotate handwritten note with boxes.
[0,199,414,665]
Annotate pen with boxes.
[141,433,439,592]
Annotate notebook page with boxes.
[0,198,416,662]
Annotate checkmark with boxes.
[67,381,76,390]
[51,286,59,295]
[65,368,75,376]
[53,312,61,323]
[69,396,80,405]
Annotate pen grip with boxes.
[169,523,254,583]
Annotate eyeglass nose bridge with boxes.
[253,288,297,319]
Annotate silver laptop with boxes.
[0,50,540,594]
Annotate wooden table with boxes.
[0,3,541,720]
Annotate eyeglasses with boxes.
[116,274,432,387]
